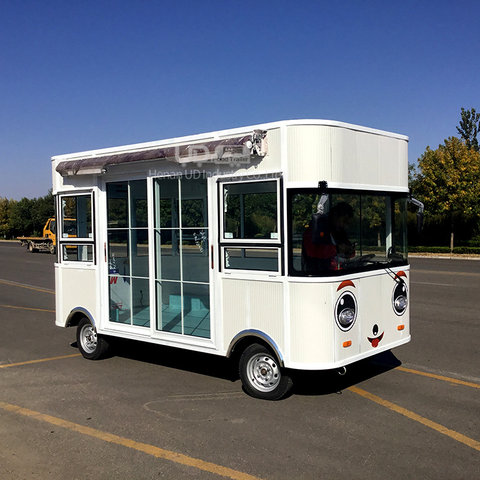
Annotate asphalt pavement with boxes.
[0,242,479,479]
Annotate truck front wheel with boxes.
[239,343,293,400]
[76,318,110,360]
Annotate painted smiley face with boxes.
[367,323,384,348]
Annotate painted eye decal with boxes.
[392,275,408,315]
[335,291,357,331]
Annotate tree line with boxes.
[0,190,54,239]
[409,107,480,249]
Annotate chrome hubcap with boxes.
[247,353,281,392]
[81,324,97,353]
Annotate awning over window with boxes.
[56,132,267,176]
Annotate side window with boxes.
[59,193,94,263]
[223,181,278,240]
[221,179,281,273]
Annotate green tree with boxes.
[8,197,34,237]
[0,197,11,238]
[31,189,55,234]
[414,136,480,249]
[456,107,480,151]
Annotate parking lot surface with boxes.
[0,242,479,479]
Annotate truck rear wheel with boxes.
[76,318,110,360]
[28,242,37,253]
[239,343,293,400]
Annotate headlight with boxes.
[335,292,357,331]
[392,280,408,315]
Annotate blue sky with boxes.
[1,0,479,200]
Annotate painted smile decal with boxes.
[367,324,384,348]
[367,332,384,347]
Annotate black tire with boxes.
[49,242,56,254]
[239,343,293,400]
[76,317,110,360]
[28,242,36,253]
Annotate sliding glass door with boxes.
[154,177,210,338]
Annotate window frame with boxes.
[220,177,282,245]
[287,187,409,277]
[58,191,95,264]
[218,177,283,274]
[221,246,282,274]
[106,180,150,328]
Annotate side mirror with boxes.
[408,196,424,235]
[417,211,424,235]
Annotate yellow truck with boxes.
[18,217,57,254]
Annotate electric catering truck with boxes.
[53,119,421,400]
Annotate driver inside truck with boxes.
[302,201,355,272]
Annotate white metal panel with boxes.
[288,282,335,364]
[357,271,410,354]
[333,270,410,362]
[285,124,408,189]
[287,125,331,183]
[330,127,359,185]
[54,265,63,326]
[222,278,284,351]
[55,266,98,325]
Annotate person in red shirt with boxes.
[302,201,355,272]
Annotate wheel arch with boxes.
[66,307,97,329]
[227,329,285,367]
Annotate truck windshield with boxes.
[288,190,408,276]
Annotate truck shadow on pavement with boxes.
[71,339,402,399]
[289,350,402,397]
[72,337,235,381]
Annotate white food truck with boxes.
[53,119,420,400]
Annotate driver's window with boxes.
[294,193,359,273]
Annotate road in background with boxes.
[0,243,479,479]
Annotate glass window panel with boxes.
[108,230,130,276]
[155,229,180,281]
[181,177,207,199]
[154,176,210,338]
[62,195,92,238]
[131,229,149,278]
[224,193,240,238]
[107,183,128,228]
[394,198,408,259]
[360,196,387,253]
[182,229,209,283]
[132,229,149,256]
[130,180,148,227]
[155,178,179,228]
[183,282,210,338]
[289,190,408,276]
[181,198,206,227]
[62,245,94,262]
[131,277,150,327]
[156,280,182,334]
[223,181,278,240]
[109,275,131,324]
[225,248,279,272]
[181,177,207,227]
